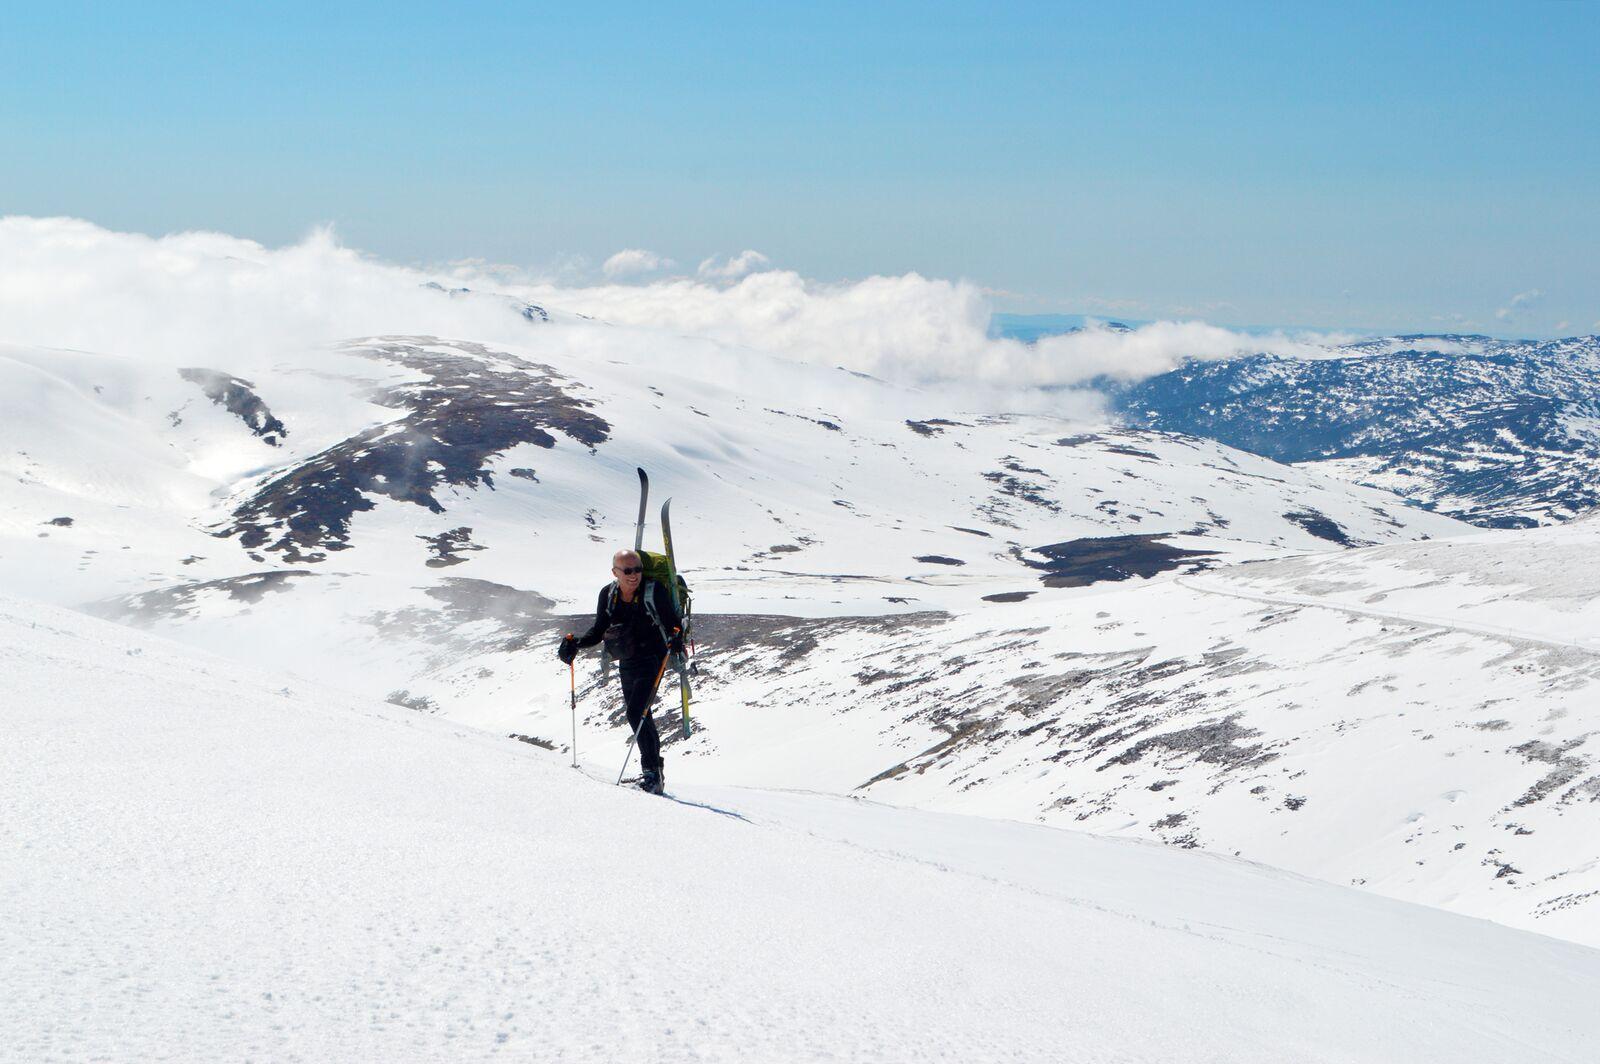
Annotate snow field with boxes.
[6,595,1600,1062]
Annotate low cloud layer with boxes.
[0,216,1352,404]
[601,248,674,279]
[697,250,771,282]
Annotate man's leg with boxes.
[621,666,663,772]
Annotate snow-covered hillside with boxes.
[12,320,1597,946]
[2,331,1462,609]
[1114,334,1600,527]
[7,220,1600,974]
[1,324,1465,710]
[7,593,1600,1063]
[407,513,1597,946]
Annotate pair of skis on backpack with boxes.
[598,466,694,739]
[631,466,694,739]
[596,468,694,794]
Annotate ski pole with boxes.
[615,653,672,785]
[569,652,578,769]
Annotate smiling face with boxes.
[612,549,643,597]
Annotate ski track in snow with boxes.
[1177,574,1600,653]
[8,595,1600,1063]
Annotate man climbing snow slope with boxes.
[559,549,685,794]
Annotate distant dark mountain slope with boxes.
[1112,335,1600,528]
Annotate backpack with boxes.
[638,549,692,648]
[603,553,692,657]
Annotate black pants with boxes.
[619,662,664,772]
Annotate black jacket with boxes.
[574,580,682,666]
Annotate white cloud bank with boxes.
[0,216,1350,399]
[697,250,771,282]
[601,248,674,279]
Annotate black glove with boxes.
[557,634,577,665]
[668,635,686,659]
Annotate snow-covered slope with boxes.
[532,516,1593,946]
[1114,334,1600,527]
[7,593,1600,1063]
[10,230,1600,967]
[2,327,1466,713]
[2,332,1463,609]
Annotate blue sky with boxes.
[3,2,1597,335]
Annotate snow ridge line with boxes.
[1176,575,1600,655]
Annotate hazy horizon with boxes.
[3,3,1597,337]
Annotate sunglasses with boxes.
[614,565,643,575]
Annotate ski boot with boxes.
[639,765,666,795]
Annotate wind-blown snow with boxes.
[7,594,1599,1063]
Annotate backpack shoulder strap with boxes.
[640,580,673,642]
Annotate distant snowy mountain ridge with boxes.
[1113,333,1600,527]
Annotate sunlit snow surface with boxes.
[5,308,1600,950]
[6,596,1600,1063]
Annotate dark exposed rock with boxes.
[859,719,998,788]
[689,612,944,666]
[1014,534,1218,587]
[420,527,485,567]
[388,690,439,713]
[1510,737,1589,808]
[981,460,1059,516]
[44,516,74,527]
[88,570,313,623]
[915,555,966,566]
[424,579,556,638]
[1282,509,1360,546]
[766,408,843,432]
[219,338,609,561]
[179,368,288,445]
[906,418,970,437]
[1101,715,1275,772]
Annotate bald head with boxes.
[612,549,644,597]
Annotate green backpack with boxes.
[605,551,692,652]
[638,549,691,638]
